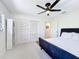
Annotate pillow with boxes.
[61,32,73,39]
[72,32,79,40]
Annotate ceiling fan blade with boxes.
[50,9,61,11]
[38,11,47,14]
[36,5,46,10]
[50,0,60,9]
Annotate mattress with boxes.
[43,37,79,58]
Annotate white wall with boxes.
[0,14,5,58]
[0,1,11,58]
[50,20,58,37]
[0,1,11,18]
[59,10,79,28]
[51,10,79,37]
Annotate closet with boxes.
[15,20,38,44]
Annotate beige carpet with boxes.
[1,42,51,59]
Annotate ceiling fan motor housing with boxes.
[45,3,51,7]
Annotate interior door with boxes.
[7,19,13,49]
[29,21,38,41]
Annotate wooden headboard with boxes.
[60,28,79,36]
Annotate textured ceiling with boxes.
[1,0,79,19]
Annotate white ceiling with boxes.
[1,0,79,19]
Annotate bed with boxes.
[39,28,79,59]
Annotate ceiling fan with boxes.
[36,0,61,16]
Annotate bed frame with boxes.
[60,28,79,36]
[39,28,79,59]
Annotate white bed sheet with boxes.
[43,37,79,57]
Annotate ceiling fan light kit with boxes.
[36,0,61,16]
[46,11,50,16]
